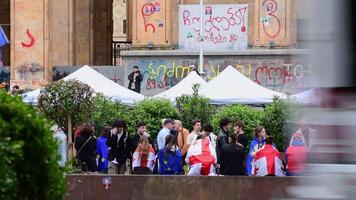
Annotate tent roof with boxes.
[22,65,144,105]
[199,66,286,105]
[153,71,206,102]
[291,89,319,105]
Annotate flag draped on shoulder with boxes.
[132,146,156,171]
[185,139,217,176]
[252,144,285,176]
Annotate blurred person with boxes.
[106,119,131,174]
[128,65,143,93]
[96,126,111,173]
[220,133,246,176]
[247,126,267,176]
[157,118,173,150]
[216,118,232,168]
[252,136,284,176]
[286,132,308,176]
[11,85,19,95]
[235,121,248,150]
[74,124,97,172]
[170,120,178,138]
[51,125,67,168]
[158,134,183,175]
[201,124,217,148]
[176,120,190,161]
[132,135,155,174]
[129,121,152,157]
[187,119,202,147]
[185,133,217,176]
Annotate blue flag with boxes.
[0,26,9,47]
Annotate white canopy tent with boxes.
[291,89,319,105]
[21,65,144,105]
[199,66,287,105]
[153,71,206,102]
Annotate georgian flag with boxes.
[185,139,217,176]
[252,144,285,176]
[132,146,156,171]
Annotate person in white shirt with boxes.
[156,118,173,150]
[187,120,202,146]
[51,125,67,167]
[201,124,217,148]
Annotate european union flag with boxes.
[0,26,9,47]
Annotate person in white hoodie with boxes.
[51,125,67,167]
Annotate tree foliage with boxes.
[0,91,66,200]
[175,84,216,131]
[38,80,94,133]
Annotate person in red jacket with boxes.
[286,132,308,176]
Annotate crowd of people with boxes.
[53,117,308,176]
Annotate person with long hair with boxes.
[74,124,97,172]
[220,133,246,175]
[97,125,111,173]
[158,134,183,175]
[246,126,267,176]
[132,135,155,174]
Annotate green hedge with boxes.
[0,91,66,200]
[128,98,180,139]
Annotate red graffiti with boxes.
[141,2,161,33]
[21,29,35,48]
[238,7,247,32]
[262,0,281,38]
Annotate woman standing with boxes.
[246,127,267,176]
[158,134,183,175]
[74,124,97,172]
[132,135,156,174]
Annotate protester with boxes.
[52,125,67,168]
[170,120,178,138]
[201,124,217,148]
[235,121,248,150]
[157,118,173,150]
[11,85,19,95]
[106,119,131,174]
[129,122,151,157]
[247,126,267,175]
[220,133,246,176]
[158,134,183,175]
[185,134,217,176]
[286,132,308,176]
[252,136,285,176]
[132,135,156,174]
[187,120,202,147]
[97,126,111,173]
[128,65,143,93]
[74,124,97,172]
[176,120,190,158]
[216,118,232,168]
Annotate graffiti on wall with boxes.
[141,2,162,33]
[17,62,44,81]
[21,29,35,48]
[179,4,248,50]
[125,57,312,96]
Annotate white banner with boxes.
[179,4,248,50]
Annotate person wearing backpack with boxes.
[158,134,183,175]
[106,119,131,174]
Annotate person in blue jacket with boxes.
[97,126,111,173]
[247,126,267,176]
[158,134,183,175]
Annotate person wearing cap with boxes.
[156,118,173,150]
[128,66,143,93]
[286,132,308,176]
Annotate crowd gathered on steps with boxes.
[53,118,308,176]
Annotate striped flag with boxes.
[0,26,9,66]
[132,146,156,171]
[252,144,285,176]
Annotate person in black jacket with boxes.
[234,121,248,151]
[220,133,246,176]
[128,66,143,93]
[129,122,153,157]
[106,119,131,174]
[216,117,232,171]
[74,124,97,172]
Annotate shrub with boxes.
[128,98,180,139]
[262,97,304,151]
[176,84,216,131]
[0,91,66,199]
[211,104,264,149]
[91,94,129,134]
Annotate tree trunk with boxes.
[67,114,74,161]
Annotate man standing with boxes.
[106,119,131,174]
[128,66,143,93]
[187,120,202,147]
[220,133,246,176]
[51,125,67,168]
[175,120,190,160]
[216,118,232,170]
[234,121,248,150]
[156,118,173,150]
[129,121,151,156]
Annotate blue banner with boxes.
[0,26,9,47]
